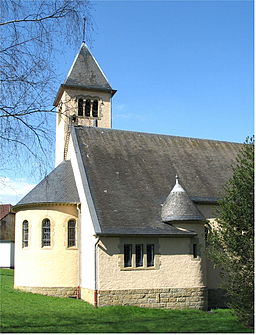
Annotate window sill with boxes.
[120,266,158,271]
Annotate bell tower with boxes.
[54,42,116,166]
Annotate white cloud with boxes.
[0,177,36,205]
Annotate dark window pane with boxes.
[193,244,197,258]
[42,219,51,247]
[92,100,98,117]
[68,220,76,247]
[22,220,29,248]
[135,244,143,267]
[85,100,91,117]
[124,244,132,267]
[78,99,83,116]
[147,244,154,267]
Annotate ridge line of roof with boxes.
[75,126,243,145]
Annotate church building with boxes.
[13,43,242,309]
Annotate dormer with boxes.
[54,42,116,165]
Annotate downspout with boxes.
[77,203,81,299]
[94,235,100,307]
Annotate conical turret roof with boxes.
[65,42,113,91]
[161,176,205,222]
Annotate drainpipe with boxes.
[94,235,100,307]
[77,204,81,299]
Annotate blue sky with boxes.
[1,0,253,204]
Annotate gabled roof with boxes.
[161,176,205,222]
[14,160,79,209]
[73,126,241,235]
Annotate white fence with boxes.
[0,241,15,268]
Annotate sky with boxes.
[1,0,254,205]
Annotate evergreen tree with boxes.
[208,137,254,327]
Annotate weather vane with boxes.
[82,17,86,43]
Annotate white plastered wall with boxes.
[14,205,79,288]
[66,134,98,291]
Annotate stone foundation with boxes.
[15,286,78,298]
[97,287,208,310]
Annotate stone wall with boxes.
[97,287,208,310]
[15,286,78,298]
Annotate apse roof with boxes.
[161,176,205,222]
[14,160,80,209]
[73,126,241,235]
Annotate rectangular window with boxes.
[124,244,132,267]
[193,244,197,258]
[135,244,143,267]
[147,244,154,267]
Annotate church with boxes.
[13,43,242,310]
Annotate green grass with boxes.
[0,269,253,333]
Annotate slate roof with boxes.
[65,43,113,91]
[73,126,242,235]
[54,43,116,106]
[161,177,205,222]
[14,160,80,208]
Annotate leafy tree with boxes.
[0,0,92,178]
[208,137,254,326]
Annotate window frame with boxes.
[67,219,76,248]
[135,244,144,267]
[146,244,155,267]
[77,96,101,120]
[41,218,51,248]
[124,244,132,267]
[22,220,29,248]
[119,239,160,271]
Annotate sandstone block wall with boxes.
[15,286,78,298]
[97,287,208,310]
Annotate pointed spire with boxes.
[64,43,114,92]
[161,176,205,223]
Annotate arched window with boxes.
[78,98,84,116]
[68,220,76,247]
[22,220,29,248]
[85,100,91,117]
[92,100,98,117]
[42,219,51,247]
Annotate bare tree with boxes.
[0,0,92,179]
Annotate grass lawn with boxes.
[0,269,253,333]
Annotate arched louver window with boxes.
[85,100,91,117]
[42,219,51,247]
[92,100,98,117]
[78,99,84,116]
[68,220,76,247]
[22,220,29,248]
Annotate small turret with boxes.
[161,175,205,223]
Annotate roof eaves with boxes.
[12,201,80,213]
[95,232,197,237]
[53,84,116,107]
